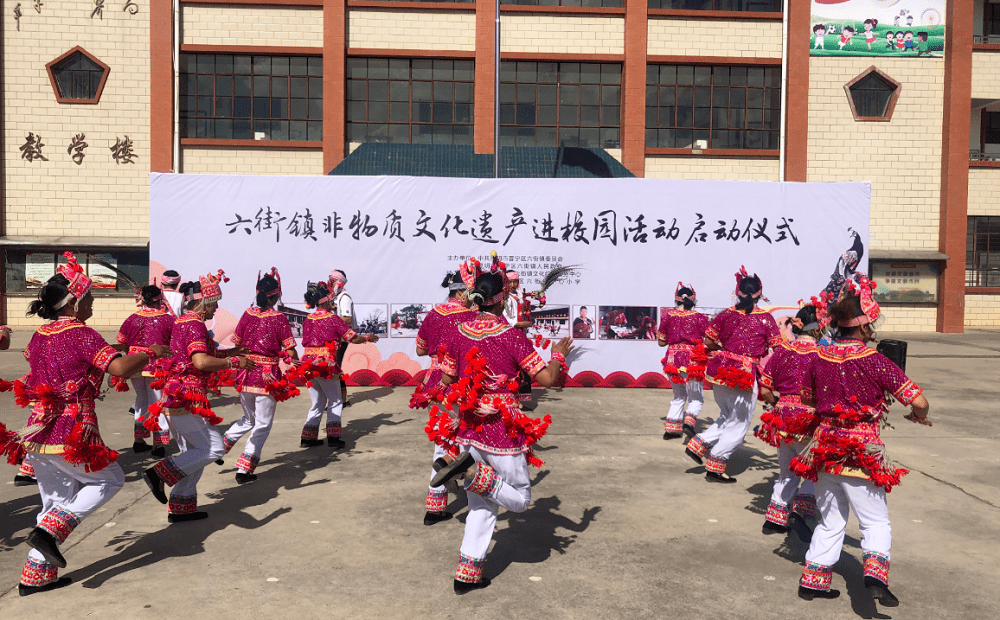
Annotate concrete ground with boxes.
[0,328,997,619]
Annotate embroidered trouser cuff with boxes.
[455,553,486,583]
[863,551,890,584]
[426,489,448,512]
[800,562,833,591]
[38,507,81,544]
[765,500,790,526]
[21,557,59,587]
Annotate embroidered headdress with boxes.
[53,252,92,309]
[159,271,181,288]
[257,266,282,298]
[316,280,335,306]
[459,257,483,290]
[193,270,228,304]
[328,270,347,296]
[734,265,762,300]
[674,281,696,304]
[835,274,880,327]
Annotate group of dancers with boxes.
[0,252,931,610]
[656,267,931,608]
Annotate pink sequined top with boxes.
[22,319,120,452]
[416,299,476,387]
[704,307,782,386]
[160,312,218,411]
[441,312,546,455]
[800,338,922,479]
[301,309,356,373]
[657,308,709,370]
[231,306,296,395]
[116,307,175,375]
[760,337,819,397]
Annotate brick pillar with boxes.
[621,0,648,177]
[474,0,497,154]
[784,0,810,182]
[937,0,974,332]
[150,0,174,173]
[324,0,347,173]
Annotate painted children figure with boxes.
[885,31,895,51]
[839,26,855,51]
[863,19,878,50]
[813,24,826,50]
[903,31,916,52]
[895,31,905,51]
[917,32,932,56]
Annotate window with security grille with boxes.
[645,64,780,150]
[508,0,623,7]
[49,50,108,101]
[967,217,1000,287]
[347,58,474,145]
[499,61,621,149]
[647,0,782,10]
[179,53,323,141]
[848,72,896,119]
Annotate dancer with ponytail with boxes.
[754,302,824,538]
[791,278,930,607]
[0,253,170,596]
[142,271,252,522]
[429,253,573,594]
[298,280,379,450]
[657,282,709,440]
[117,284,175,457]
[686,267,782,483]
[412,269,475,526]
[222,268,298,484]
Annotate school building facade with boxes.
[0,0,996,331]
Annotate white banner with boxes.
[150,174,870,387]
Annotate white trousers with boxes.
[303,376,343,433]
[699,382,757,461]
[806,473,891,568]
[166,413,225,501]
[26,453,125,564]
[667,378,704,422]
[459,446,532,560]
[131,376,167,441]
[225,393,278,472]
[771,441,815,506]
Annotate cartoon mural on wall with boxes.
[811,0,945,57]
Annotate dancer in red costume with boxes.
[792,278,930,608]
[222,268,298,484]
[117,284,176,457]
[429,254,572,594]
[412,269,475,526]
[297,280,378,450]
[657,282,709,440]
[0,253,169,596]
[142,270,253,522]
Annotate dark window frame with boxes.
[967,216,1000,288]
[499,60,622,149]
[346,57,475,146]
[647,0,782,11]
[505,0,623,7]
[45,47,110,105]
[179,53,324,142]
[645,63,781,150]
[844,66,901,122]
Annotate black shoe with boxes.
[128,407,135,415]
[798,586,841,601]
[300,438,325,448]
[235,472,258,485]
[454,577,491,595]
[14,474,38,487]
[151,446,166,458]
[432,457,449,472]
[788,512,814,544]
[342,400,352,408]
[26,528,67,568]
[682,424,696,439]
[423,511,453,526]
[328,437,346,449]
[19,577,72,597]
[133,441,153,454]
[168,511,209,523]
[685,447,704,465]
[142,468,168,504]
[762,520,789,535]
[430,452,475,488]
[706,471,737,484]
[663,431,682,440]
[215,459,225,466]
[865,577,899,607]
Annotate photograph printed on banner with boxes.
[390,304,432,338]
[355,304,389,338]
[526,305,570,340]
[571,305,597,340]
[278,303,310,338]
[598,306,659,341]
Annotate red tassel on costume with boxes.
[61,418,119,473]
[109,376,130,393]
